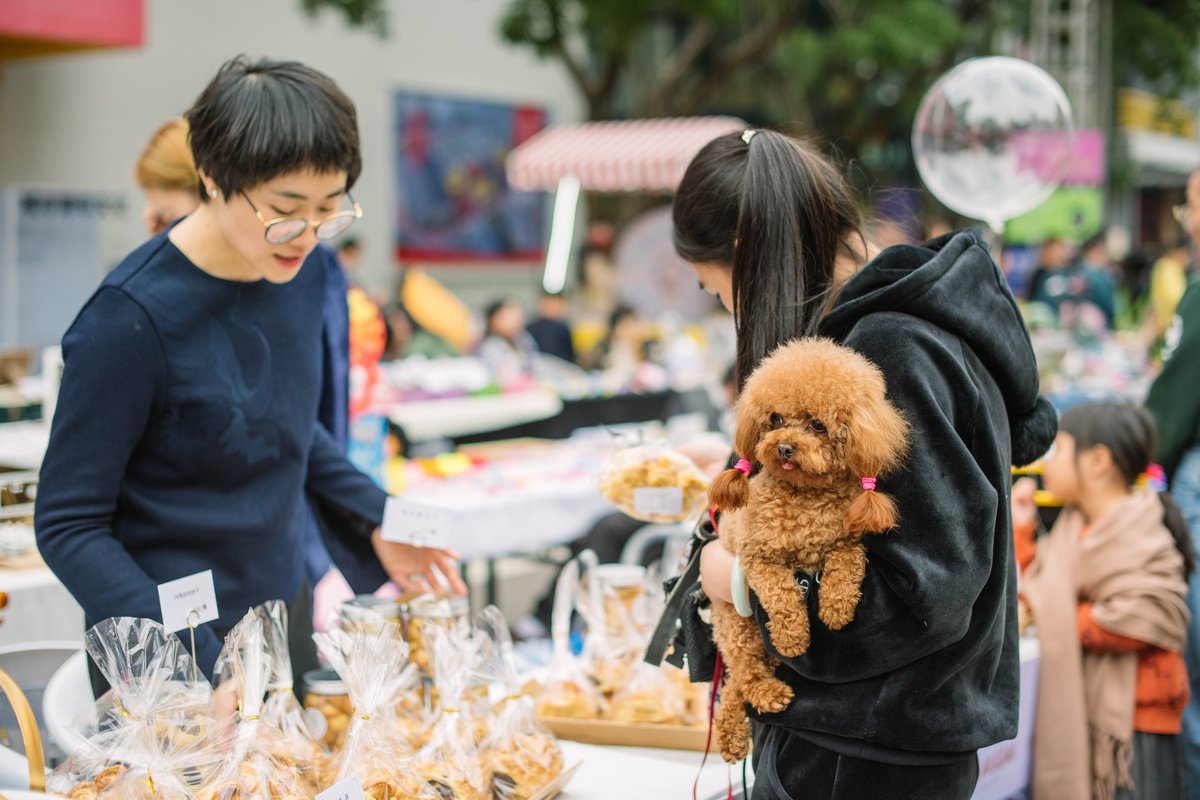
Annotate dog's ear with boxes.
[844,487,900,533]
[732,402,762,470]
[709,467,750,510]
[843,391,910,479]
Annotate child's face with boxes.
[1042,432,1081,504]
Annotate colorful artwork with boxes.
[394,92,547,263]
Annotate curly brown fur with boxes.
[709,339,909,759]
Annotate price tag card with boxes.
[317,775,363,800]
[633,487,684,517]
[381,497,452,549]
[157,570,219,633]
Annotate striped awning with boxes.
[506,116,748,194]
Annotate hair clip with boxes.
[741,129,758,144]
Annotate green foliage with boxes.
[1113,0,1200,97]
[299,0,388,36]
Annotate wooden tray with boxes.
[538,715,710,751]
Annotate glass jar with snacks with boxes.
[301,669,351,751]
[340,595,404,636]
[406,596,470,675]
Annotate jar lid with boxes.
[343,594,403,618]
[302,669,346,695]
[408,595,470,619]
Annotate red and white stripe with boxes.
[506,116,748,194]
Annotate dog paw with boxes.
[818,596,858,630]
[744,678,793,713]
[767,615,811,657]
[719,724,751,763]
[769,625,811,658]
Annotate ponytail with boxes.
[709,458,753,511]
[673,130,863,391]
[1160,492,1197,575]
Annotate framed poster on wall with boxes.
[394,92,547,263]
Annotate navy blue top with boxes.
[34,234,387,676]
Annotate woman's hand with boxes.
[1011,477,1038,530]
[699,541,735,604]
[370,529,468,596]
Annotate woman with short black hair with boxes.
[36,56,464,690]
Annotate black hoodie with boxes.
[748,230,1057,763]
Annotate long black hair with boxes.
[672,130,864,391]
[1059,402,1196,574]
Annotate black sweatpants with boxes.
[750,724,979,800]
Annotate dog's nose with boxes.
[777,444,795,461]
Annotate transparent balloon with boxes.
[912,57,1074,234]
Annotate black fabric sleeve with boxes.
[34,288,225,675]
[305,423,389,540]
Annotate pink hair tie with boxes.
[734,458,752,476]
[861,476,877,491]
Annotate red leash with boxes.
[695,651,733,800]
[694,502,735,800]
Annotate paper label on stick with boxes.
[157,570,219,633]
[381,497,451,549]
[633,487,684,516]
[317,775,363,800]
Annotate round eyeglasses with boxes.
[242,191,362,245]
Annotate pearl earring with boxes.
[209,188,218,198]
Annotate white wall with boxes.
[0,0,582,306]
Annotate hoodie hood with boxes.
[820,228,1056,466]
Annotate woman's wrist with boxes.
[699,542,735,604]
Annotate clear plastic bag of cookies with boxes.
[416,619,491,800]
[534,559,605,720]
[49,617,231,800]
[475,607,564,800]
[312,622,430,799]
[573,551,642,698]
[607,659,689,725]
[204,609,320,800]
[598,438,710,523]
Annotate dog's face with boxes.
[734,339,908,488]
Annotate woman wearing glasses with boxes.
[35,57,465,690]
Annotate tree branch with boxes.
[643,18,718,117]
[675,0,807,114]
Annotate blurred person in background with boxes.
[1149,234,1193,342]
[477,298,538,385]
[526,290,576,364]
[135,118,199,235]
[382,303,458,360]
[1025,235,1072,303]
[1146,165,1200,794]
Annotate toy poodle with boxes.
[707,337,910,761]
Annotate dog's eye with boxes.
[811,419,827,434]
[769,413,785,429]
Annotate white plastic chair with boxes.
[42,649,91,761]
[618,521,692,578]
[0,641,80,788]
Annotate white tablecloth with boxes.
[558,740,744,800]
[399,440,615,560]
[0,422,48,470]
[0,566,83,646]
[387,390,563,441]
